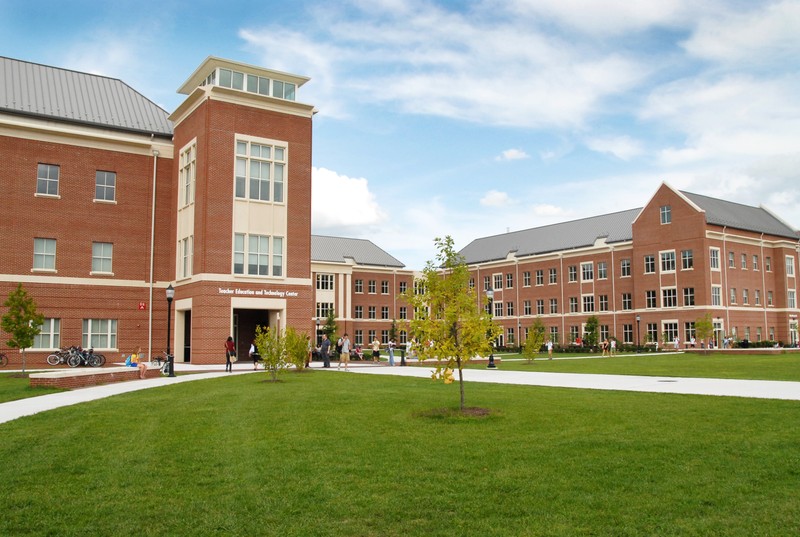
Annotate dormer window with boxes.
[203,67,296,101]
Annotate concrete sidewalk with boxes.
[3,361,800,425]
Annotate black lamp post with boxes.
[316,317,321,346]
[636,314,641,354]
[166,284,175,377]
[487,289,496,369]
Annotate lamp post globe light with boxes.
[636,314,641,354]
[166,284,175,377]
[486,289,496,369]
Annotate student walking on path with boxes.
[338,333,351,371]
[225,336,236,372]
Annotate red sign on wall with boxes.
[138,302,146,310]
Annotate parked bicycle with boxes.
[149,353,171,376]
[46,347,73,366]
[67,347,106,368]
[0,352,8,368]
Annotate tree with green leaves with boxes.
[583,315,599,349]
[283,327,311,371]
[1,283,44,375]
[695,313,714,354]
[522,317,546,364]
[323,311,337,339]
[404,236,501,411]
[253,325,288,382]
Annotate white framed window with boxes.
[235,138,287,203]
[729,287,737,304]
[316,274,334,290]
[36,163,59,196]
[33,238,56,271]
[82,319,117,350]
[755,289,761,305]
[623,324,633,344]
[681,250,693,270]
[709,248,720,270]
[622,293,632,310]
[741,253,747,270]
[549,298,558,314]
[382,306,390,319]
[789,290,797,309]
[179,141,196,207]
[728,251,735,268]
[179,236,194,279]
[599,295,608,311]
[662,287,677,308]
[660,250,676,273]
[369,306,377,319]
[768,290,773,306]
[569,297,579,313]
[786,255,796,277]
[742,288,749,304]
[354,305,363,319]
[494,301,503,317]
[382,280,389,294]
[766,256,772,271]
[369,280,377,294]
[581,262,593,282]
[95,171,116,202]
[683,287,695,306]
[753,255,759,271]
[316,302,334,318]
[645,290,657,308]
[660,205,671,224]
[549,268,557,284]
[621,258,631,277]
[506,273,513,289]
[91,242,113,274]
[568,265,578,282]
[582,295,595,313]
[233,233,284,277]
[644,255,655,274]
[33,318,60,349]
[598,262,607,280]
[355,279,363,293]
[493,274,503,289]
[535,270,543,286]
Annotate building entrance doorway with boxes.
[233,309,272,357]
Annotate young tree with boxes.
[1,283,44,375]
[583,315,599,349]
[323,311,337,339]
[405,236,501,411]
[521,317,546,364]
[253,325,288,382]
[695,313,714,354]
[283,327,310,371]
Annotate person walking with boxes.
[388,338,396,366]
[371,337,381,363]
[225,336,236,372]
[338,333,351,371]
[249,341,260,370]
[546,339,553,360]
[320,333,331,368]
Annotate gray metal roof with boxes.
[681,191,799,239]
[459,208,641,265]
[311,235,405,268]
[0,56,172,137]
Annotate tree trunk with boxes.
[456,355,465,410]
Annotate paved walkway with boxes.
[3,361,800,425]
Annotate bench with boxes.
[29,366,162,390]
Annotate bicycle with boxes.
[149,353,171,376]
[0,352,8,367]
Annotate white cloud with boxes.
[532,203,568,217]
[496,148,530,161]
[585,135,643,161]
[312,167,387,229]
[480,190,512,207]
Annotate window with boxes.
[598,262,607,280]
[399,306,407,320]
[742,288,749,305]
[568,265,577,283]
[33,318,60,349]
[753,255,759,271]
[36,163,59,196]
[399,281,407,294]
[368,280,376,294]
[549,298,558,314]
[506,302,514,316]
[494,274,503,289]
[728,251,735,268]
[233,233,284,276]
[662,288,677,308]
[549,268,558,284]
[507,327,515,346]
[664,322,678,343]
[82,319,117,349]
[684,322,696,344]
[766,256,772,271]
[660,251,676,272]
[599,295,608,312]
[581,262,593,281]
[536,300,545,315]
[623,324,633,344]
[483,276,491,291]
[355,330,363,346]
[729,288,737,304]
[355,279,363,293]
[213,68,296,101]
[681,250,693,270]
[683,287,695,306]
[523,300,532,316]
[644,255,655,274]
[550,326,559,345]
[569,297,579,313]
[368,306,376,319]
[645,290,657,308]
[647,323,658,344]
[622,293,632,310]
[95,171,116,202]
[368,330,376,345]
[316,274,334,290]
[381,306,390,319]
[523,271,531,287]
[710,248,720,270]
[741,253,747,270]
[317,303,334,318]
[381,280,389,294]
[179,142,196,207]
[33,238,56,271]
[767,290,773,306]
[506,273,513,289]
[786,256,796,277]
[235,139,286,203]
[660,205,671,224]
[621,259,631,277]
[755,289,761,305]
[570,326,580,343]
[494,301,502,317]
[91,242,113,274]
[600,325,609,342]
[180,236,193,279]
[789,290,797,309]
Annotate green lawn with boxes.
[0,372,64,403]
[2,371,799,536]
[480,351,800,381]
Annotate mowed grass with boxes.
[2,371,799,536]
[480,351,800,381]
[0,372,65,403]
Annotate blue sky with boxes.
[3,0,799,269]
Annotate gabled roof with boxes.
[681,190,798,240]
[459,208,641,265]
[311,235,405,268]
[0,56,172,137]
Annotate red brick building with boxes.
[461,183,799,348]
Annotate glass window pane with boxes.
[247,74,258,93]
[273,164,284,203]
[284,83,295,101]
[232,70,244,90]
[258,77,270,95]
[236,141,247,155]
[219,69,232,87]
[273,80,284,98]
